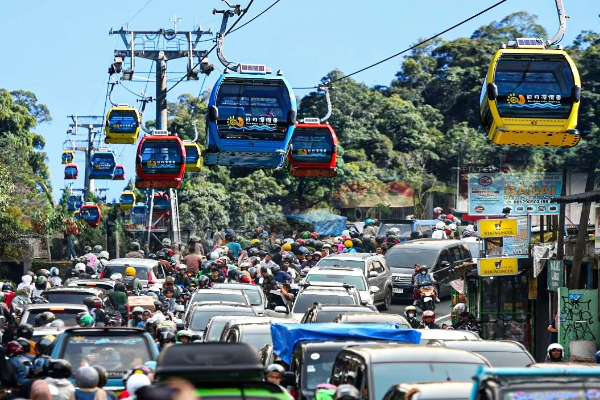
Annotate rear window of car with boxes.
[25,308,84,326]
[44,292,98,305]
[59,334,154,375]
[293,293,356,315]
[190,308,256,331]
[106,265,149,280]
[386,247,438,270]
[305,274,366,290]
[190,292,248,306]
[316,259,365,271]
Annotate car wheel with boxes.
[378,287,392,311]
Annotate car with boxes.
[211,283,267,315]
[204,316,272,342]
[184,301,257,338]
[333,313,410,328]
[383,382,473,400]
[461,236,482,263]
[220,322,273,351]
[66,279,117,292]
[300,304,378,323]
[41,286,122,325]
[385,239,474,299]
[316,253,393,310]
[185,289,251,320]
[102,258,168,287]
[20,303,88,327]
[304,265,379,306]
[330,344,491,400]
[418,329,481,344]
[32,327,66,343]
[50,327,158,391]
[377,219,440,240]
[429,339,535,367]
[291,282,362,321]
[155,342,292,400]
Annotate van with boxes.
[377,220,440,241]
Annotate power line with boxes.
[293,0,510,90]
[228,0,282,34]
[125,0,153,24]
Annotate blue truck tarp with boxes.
[286,212,347,236]
[271,323,421,365]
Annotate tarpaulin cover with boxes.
[271,323,421,365]
[286,213,347,236]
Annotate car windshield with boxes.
[190,308,255,331]
[304,351,339,390]
[477,351,533,367]
[316,259,365,271]
[25,308,83,326]
[372,362,484,400]
[293,294,355,315]
[190,292,248,305]
[205,320,230,342]
[106,265,149,281]
[386,247,438,269]
[306,274,366,291]
[316,309,375,323]
[501,389,590,400]
[60,334,154,375]
[242,332,273,351]
[44,292,98,305]
[377,223,413,238]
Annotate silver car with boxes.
[211,283,266,316]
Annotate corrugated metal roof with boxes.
[551,190,600,204]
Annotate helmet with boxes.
[344,240,353,248]
[6,340,24,357]
[260,231,269,240]
[132,306,144,315]
[16,337,31,354]
[50,267,59,277]
[335,384,360,400]
[99,251,109,260]
[36,269,50,278]
[265,363,285,376]
[75,263,87,273]
[364,218,374,226]
[127,374,151,396]
[125,267,136,276]
[84,246,92,253]
[419,265,429,273]
[92,365,107,387]
[305,239,315,248]
[248,267,257,276]
[79,315,95,327]
[547,343,564,355]
[301,231,310,240]
[2,282,14,292]
[162,238,172,247]
[352,238,361,246]
[35,277,47,290]
[422,310,435,319]
[115,282,126,292]
[176,330,193,341]
[75,366,99,389]
[282,243,292,251]
[39,311,56,325]
[159,331,176,344]
[250,238,261,246]
[297,239,306,246]
[404,305,417,317]
[110,273,123,281]
[33,356,51,376]
[313,251,322,258]
[435,221,445,230]
[130,242,141,251]
[49,359,73,379]
[314,241,323,251]
[387,235,398,243]
[388,227,400,235]
[156,251,166,259]
[76,312,91,325]
[595,350,600,364]
[50,319,65,329]
[36,335,56,355]
[83,296,102,309]
[310,232,319,239]
[448,223,457,231]
[271,264,281,273]
[17,324,34,340]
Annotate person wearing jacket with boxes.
[271,265,292,286]
[545,343,566,362]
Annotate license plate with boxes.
[393,288,404,294]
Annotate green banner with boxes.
[547,260,563,291]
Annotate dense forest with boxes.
[1,12,600,258]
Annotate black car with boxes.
[300,304,378,323]
[385,239,474,299]
[428,339,535,367]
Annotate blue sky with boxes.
[1,0,598,202]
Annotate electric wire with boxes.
[293,0,510,90]
[228,0,282,34]
[125,0,153,24]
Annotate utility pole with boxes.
[109,21,214,244]
[67,116,104,200]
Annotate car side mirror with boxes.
[369,271,379,278]
[441,261,450,268]
[487,83,498,101]
[282,371,296,387]
[274,306,288,314]
[176,322,185,331]
[208,105,219,122]
[191,334,201,341]
[370,286,380,293]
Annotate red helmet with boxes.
[422,310,435,319]
[310,232,319,239]
[446,214,455,221]
[6,341,24,357]
[297,239,305,245]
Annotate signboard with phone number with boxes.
[468,172,562,216]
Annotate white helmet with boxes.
[448,223,457,231]
[435,222,445,230]
[110,273,123,281]
[209,251,220,260]
[283,238,294,244]
[99,251,109,260]
[75,263,87,273]
[547,343,564,354]
[389,227,400,235]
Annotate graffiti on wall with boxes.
[558,288,599,358]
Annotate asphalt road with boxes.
[386,297,453,325]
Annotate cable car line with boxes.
[292,0,510,90]
[228,0,281,34]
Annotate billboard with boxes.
[478,257,518,277]
[478,219,518,238]
[468,173,562,216]
[502,217,530,258]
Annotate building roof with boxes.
[551,190,600,204]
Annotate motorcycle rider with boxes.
[264,364,285,385]
[545,343,566,362]
[174,265,191,288]
[419,310,441,329]
[403,306,420,329]
[413,265,440,305]
[83,297,107,327]
[128,307,144,328]
[123,267,143,294]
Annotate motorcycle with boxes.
[418,284,436,311]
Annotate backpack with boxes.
[124,277,135,292]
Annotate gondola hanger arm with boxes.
[318,83,333,123]
[546,0,569,46]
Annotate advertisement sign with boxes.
[457,165,504,213]
[477,257,518,277]
[547,260,563,291]
[468,173,562,216]
[502,217,530,258]
[596,205,600,254]
[478,219,518,238]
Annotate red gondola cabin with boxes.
[79,203,101,228]
[135,133,186,189]
[113,164,125,180]
[289,120,338,178]
[64,164,78,180]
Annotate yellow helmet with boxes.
[344,240,353,248]
[251,239,261,245]
[125,267,136,276]
[282,243,292,251]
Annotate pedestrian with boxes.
[547,313,559,344]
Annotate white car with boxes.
[302,266,378,306]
